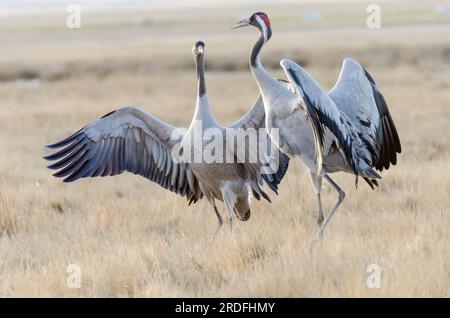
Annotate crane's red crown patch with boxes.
[258,13,271,28]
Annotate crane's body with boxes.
[233,12,401,241]
[254,61,357,177]
[186,118,253,223]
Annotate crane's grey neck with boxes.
[192,53,218,126]
[250,32,265,68]
[250,31,277,99]
[196,54,206,97]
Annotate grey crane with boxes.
[44,41,289,235]
[232,12,401,241]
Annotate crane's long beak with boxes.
[230,19,250,29]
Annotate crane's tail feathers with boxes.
[358,160,382,179]
[250,180,271,203]
[261,175,278,194]
[363,177,380,190]
[261,152,290,194]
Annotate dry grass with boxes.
[0,2,449,297]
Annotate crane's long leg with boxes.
[310,174,345,245]
[212,205,223,239]
[309,170,324,225]
[223,201,233,234]
[221,189,236,234]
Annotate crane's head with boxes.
[192,41,205,57]
[231,12,272,42]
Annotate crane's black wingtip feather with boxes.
[100,110,116,119]
[364,67,402,171]
[63,173,83,183]
[52,172,62,178]
[45,127,86,149]
[363,67,376,85]
[46,134,81,149]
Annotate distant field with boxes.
[0,1,449,297]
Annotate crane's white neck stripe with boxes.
[255,15,268,42]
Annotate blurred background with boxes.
[1,0,449,92]
[0,0,449,297]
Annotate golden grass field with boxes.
[0,1,449,297]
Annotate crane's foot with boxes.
[309,238,318,252]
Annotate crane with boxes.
[232,12,401,242]
[44,41,289,236]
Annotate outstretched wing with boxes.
[230,93,290,195]
[329,58,401,171]
[280,58,381,180]
[44,106,203,204]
